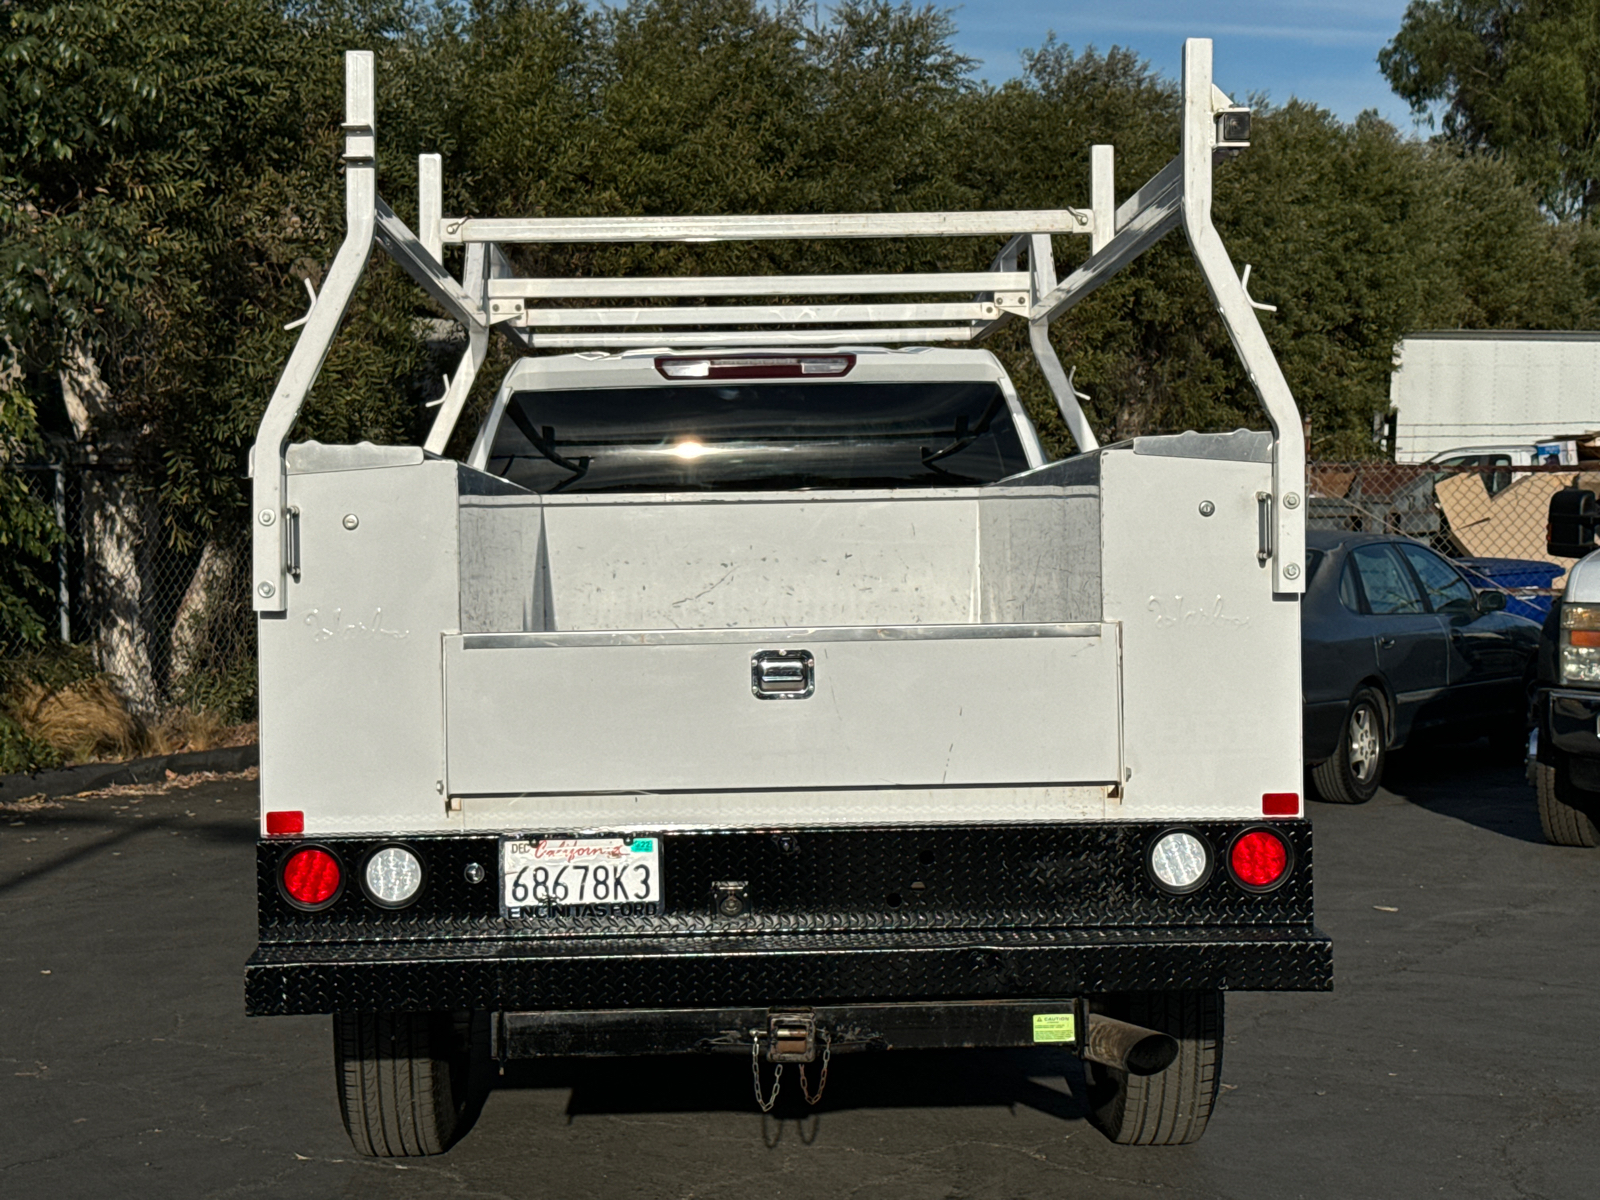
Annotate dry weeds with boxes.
[0,793,61,813]
[7,677,144,761]
[71,765,259,801]
[4,671,258,765]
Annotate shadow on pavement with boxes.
[1374,737,1546,845]
[0,788,259,896]
[497,1046,1087,1123]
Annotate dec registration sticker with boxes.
[500,836,662,916]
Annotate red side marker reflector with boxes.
[282,847,341,907]
[265,810,304,836]
[1231,830,1289,888]
[1262,792,1299,817]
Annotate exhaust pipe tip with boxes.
[1083,1013,1180,1077]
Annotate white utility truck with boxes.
[246,40,1330,1155]
[1390,330,1600,463]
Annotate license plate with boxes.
[500,836,662,916]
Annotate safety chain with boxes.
[798,1030,831,1106]
[751,1036,783,1112]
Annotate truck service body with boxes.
[246,41,1331,1154]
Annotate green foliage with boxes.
[2,0,1598,665]
[0,710,59,774]
[0,383,61,646]
[1380,0,1600,220]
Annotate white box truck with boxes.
[1391,331,1600,463]
[245,40,1329,1155]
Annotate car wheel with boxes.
[1534,761,1600,848]
[334,1011,489,1156]
[1086,991,1224,1146]
[1312,688,1386,804]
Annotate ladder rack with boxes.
[251,38,1306,614]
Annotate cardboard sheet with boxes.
[1433,470,1600,587]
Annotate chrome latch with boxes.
[766,1009,818,1063]
[752,649,814,699]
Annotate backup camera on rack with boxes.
[250,38,1305,613]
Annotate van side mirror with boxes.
[1475,589,1506,613]
[1548,488,1599,558]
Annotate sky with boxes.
[944,0,1426,128]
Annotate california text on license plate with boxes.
[500,836,662,916]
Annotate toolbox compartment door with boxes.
[443,623,1120,795]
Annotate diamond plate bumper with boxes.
[245,925,1331,1015]
[248,820,1331,1015]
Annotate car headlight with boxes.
[1561,604,1600,685]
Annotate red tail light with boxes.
[1229,829,1290,890]
[281,847,342,908]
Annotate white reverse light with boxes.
[673,440,707,459]
[364,845,424,907]
[1148,830,1211,893]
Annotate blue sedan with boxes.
[1303,530,1542,803]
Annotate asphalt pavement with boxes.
[2,745,1596,1200]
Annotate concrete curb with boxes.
[0,744,259,804]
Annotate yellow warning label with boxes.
[1031,1013,1076,1043]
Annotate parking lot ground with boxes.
[2,746,1597,1200]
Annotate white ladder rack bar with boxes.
[253,39,1311,611]
[1030,157,1183,325]
[423,243,491,456]
[443,211,1092,245]
[509,302,1006,329]
[374,198,486,330]
[486,271,1031,301]
[524,326,982,350]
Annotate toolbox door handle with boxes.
[752,649,815,700]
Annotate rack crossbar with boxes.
[444,211,1091,245]
[513,302,1001,329]
[524,326,981,350]
[486,272,1031,301]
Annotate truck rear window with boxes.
[484,381,1031,492]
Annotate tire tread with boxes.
[334,1012,464,1157]
[1535,761,1600,848]
[1089,991,1222,1146]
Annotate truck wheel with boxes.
[334,1011,488,1156]
[1534,761,1600,848]
[1086,991,1223,1146]
[1312,688,1385,804]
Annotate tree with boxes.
[0,0,439,705]
[1380,0,1600,220]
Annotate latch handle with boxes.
[1256,491,1273,564]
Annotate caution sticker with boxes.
[1031,1013,1077,1043]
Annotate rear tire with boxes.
[334,1011,489,1156]
[1086,991,1223,1146]
[1534,761,1600,848]
[1312,688,1386,804]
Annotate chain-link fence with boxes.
[2,454,1587,725]
[2,463,256,721]
[1307,460,1594,622]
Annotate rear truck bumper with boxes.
[245,926,1331,1016]
[246,820,1331,1018]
